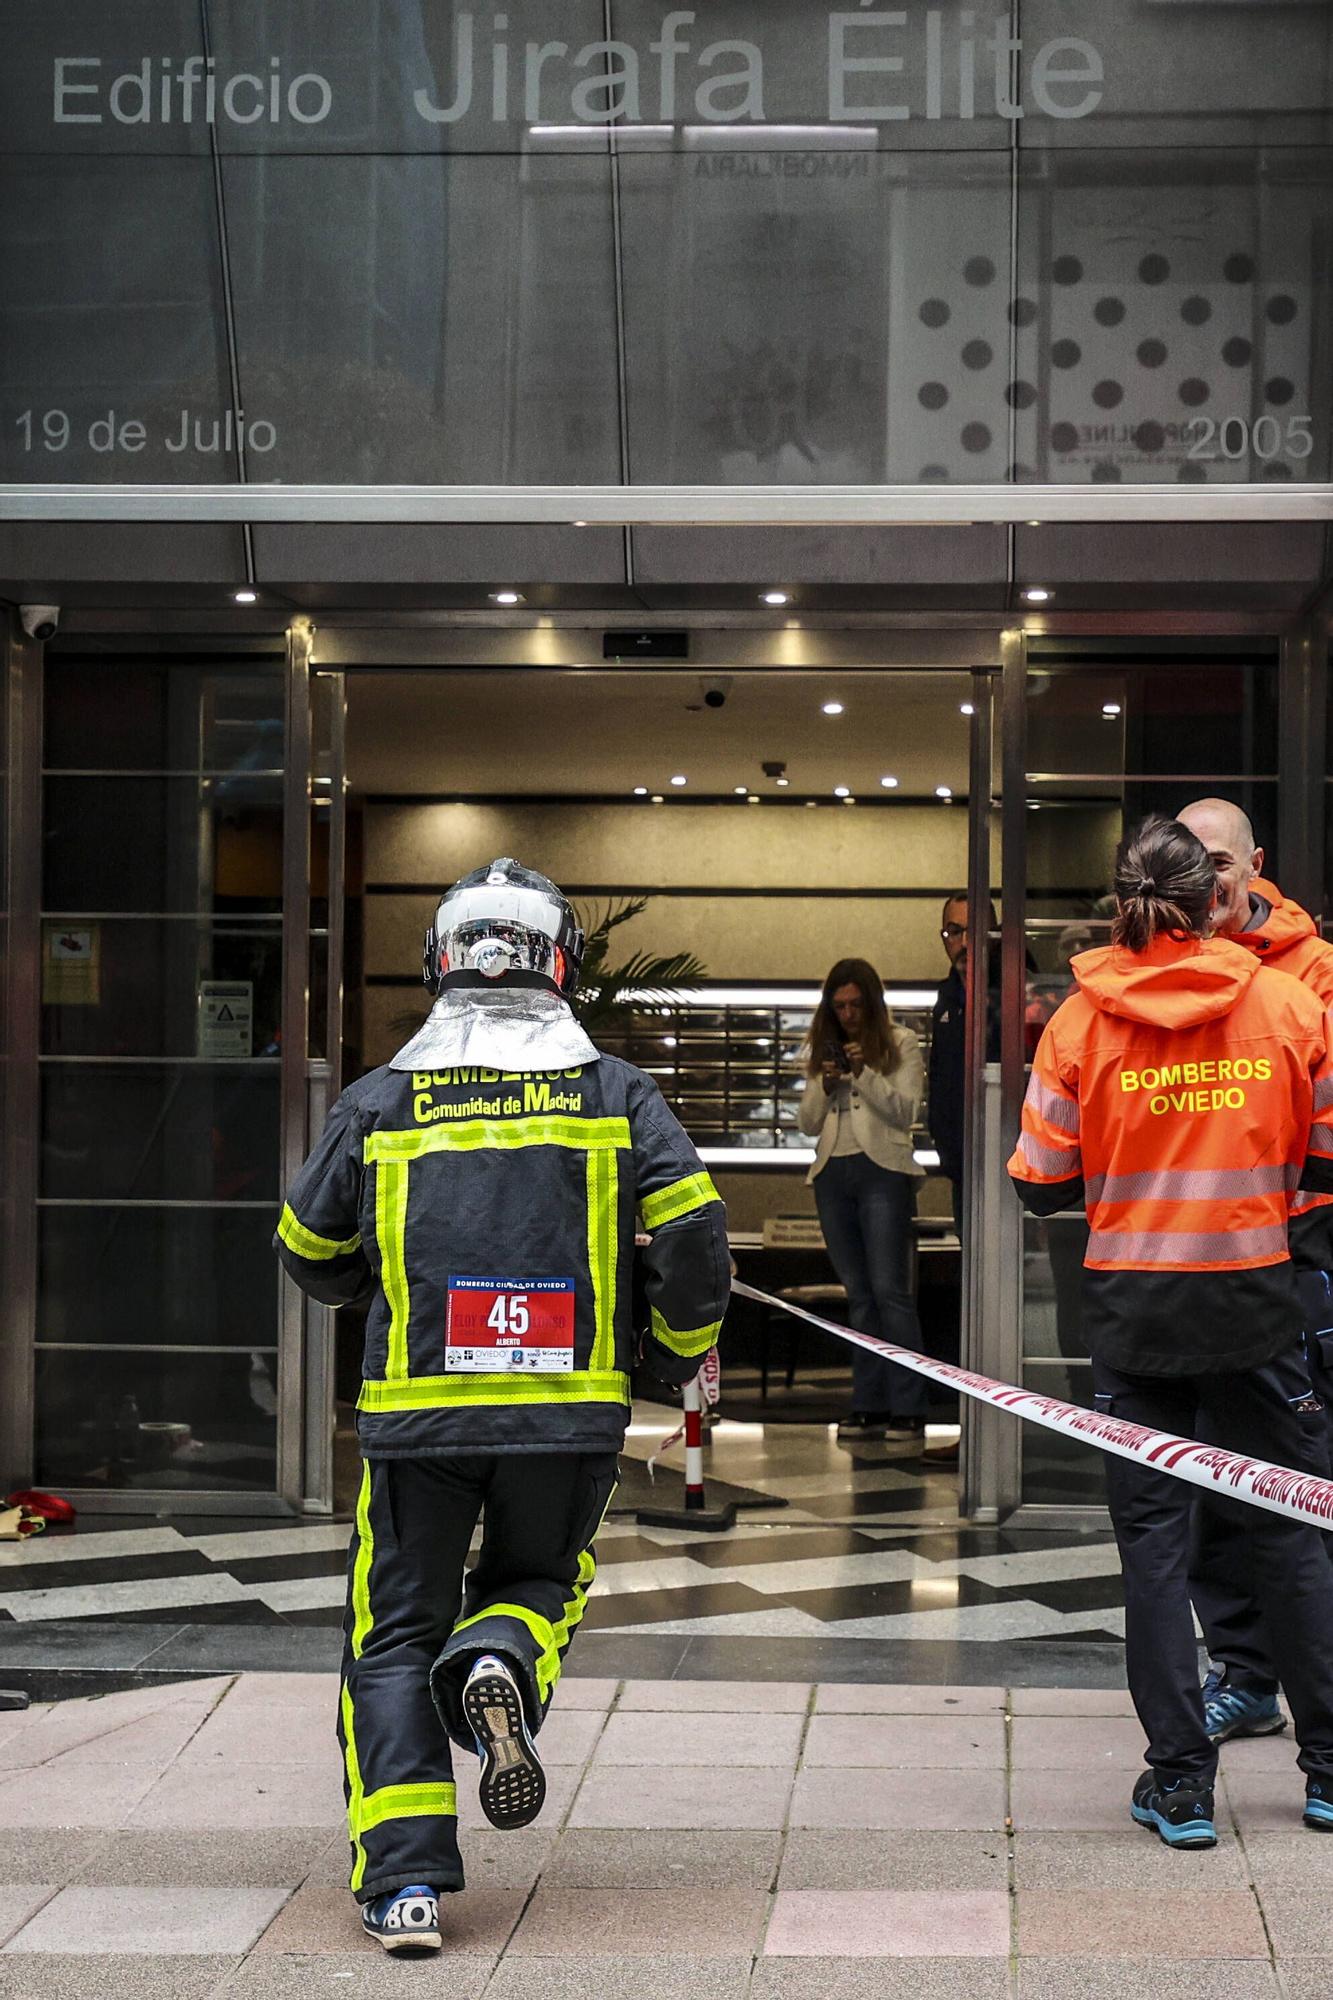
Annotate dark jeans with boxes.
[813,1154,928,1418]
[1094,1345,1333,1787]
[1191,1269,1333,1691]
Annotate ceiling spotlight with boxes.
[761,590,790,606]
[1022,586,1052,603]
[670,774,688,787]
[880,775,899,789]
[633,786,648,796]
[747,794,760,804]
[834,785,851,798]
[776,776,790,787]
[650,794,664,804]
[804,799,818,808]
[734,785,747,796]
[1027,519,1041,528]
[936,785,953,800]
[572,520,588,527]
[1102,701,1122,717]
[1028,801,1042,812]
[489,589,523,605]
[822,700,844,717]
[233,588,257,604]
[842,796,856,806]
[960,702,975,716]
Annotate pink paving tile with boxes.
[253,1884,525,1956]
[510,1886,768,1956]
[619,1681,812,1713]
[1018,1889,1269,1959]
[815,1685,1006,1715]
[593,1711,805,1768]
[126,1758,346,1830]
[5,1885,292,1956]
[570,1764,793,1831]
[804,1715,1004,1770]
[1221,1770,1316,1832]
[765,1890,1009,1958]
[1010,1718,1147,1771]
[0,1889,56,1950]
[0,1761,161,1828]
[1214,1730,1300,1771]
[1009,1767,1142,1832]
[213,1673,337,1707]
[530,1707,604,1765]
[0,1684,224,1770]
[175,1707,337,1767]
[553,1679,620,1709]
[1008,1689,1137,1718]
[790,1767,1006,1832]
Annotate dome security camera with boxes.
[701,676,733,710]
[19,605,60,641]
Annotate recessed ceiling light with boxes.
[1022,586,1052,603]
[761,590,789,606]
[1028,801,1042,812]
[233,589,257,604]
[670,774,688,787]
[834,785,851,798]
[489,589,523,605]
[776,776,790,787]
[822,701,844,717]
[650,794,664,804]
[1027,519,1041,528]
[804,799,818,808]
[747,794,760,804]
[734,785,747,796]
[633,786,648,796]
[842,796,856,806]
[960,702,975,716]
[572,520,588,527]
[880,775,899,789]
[936,785,953,799]
[1102,701,1122,717]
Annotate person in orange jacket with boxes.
[1176,798,1333,1745]
[1009,813,1333,1850]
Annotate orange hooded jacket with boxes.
[1008,932,1333,1375]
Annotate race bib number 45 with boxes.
[445,1276,576,1372]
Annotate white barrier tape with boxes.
[733,1280,1333,1534]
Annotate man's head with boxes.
[940,893,998,974]
[1175,798,1262,937]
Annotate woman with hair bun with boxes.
[1009,814,1333,1853]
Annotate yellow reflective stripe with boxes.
[353,1781,458,1837]
[350,1463,374,1660]
[278,1203,361,1261]
[587,1148,618,1374]
[357,1369,630,1414]
[650,1308,721,1360]
[364,1117,631,1163]
[376,1160,411,1380]
[451,1549,601,1703]
[341,1683,368,1891]
[639,1171,721,1231]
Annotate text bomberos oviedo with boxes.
[1120,1058,1274,1118]
[52,13,1105,130]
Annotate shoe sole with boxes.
[1303,1802,1333,1831]
[365,1929,442,1956]
[463,1668,546,1830]
[1130,1801,1217,1849]
[1208,1713,1287,1745]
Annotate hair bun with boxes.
[1135,876,1156,896]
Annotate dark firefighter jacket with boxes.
[274,1056,730,1457]
[1007,933,1333,1377]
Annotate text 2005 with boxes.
[1186,415,1314,461]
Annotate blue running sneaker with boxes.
[1304,1779,1333,1831]
[463,1653,546,1831]
[1202,1667,1286,1745]
[1130,1769,1217,1848]
[361,1885,441,1955]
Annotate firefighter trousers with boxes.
[1094,1343,1333,1789]
[338,1449,618,1903]
[1190,1273,1333,1692]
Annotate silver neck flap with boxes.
[389,987,600,1073]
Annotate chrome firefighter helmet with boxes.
[423,858,585,1000]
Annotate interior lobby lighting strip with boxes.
[698,1146,941,1168]
[618,986,939,1008]
[4,484,1330,524]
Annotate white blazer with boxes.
[796,1025,924,1183]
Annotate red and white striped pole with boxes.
[682,1373,706,1512]
[636,1363,738,1534]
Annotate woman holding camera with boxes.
[797,958,928,1442]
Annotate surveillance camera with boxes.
[19,605,59,642]
[701,676,733,710]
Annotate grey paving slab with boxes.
[1008,1687,1137,1716]
[1238,1830,1333,1890]
[304,1826,555,1894]
[1010,1716,1146,1770]
[1013,1828,1248,1888]
[509,1885,768,1957]
[543,1828,781,1888]
[1255,1892,1333,1956]
[789,1765,1006,1831]
[484,1957,750,2000]
[778,1830,1008,1892]
[0,1891,56,1951]
[803,1714,1005,1769]
[549,1676,619,1708]
[251,1884,524,1957]
[1221,1770,1319,1833]
[569,1762,793,1830]
[125,1758,345,1830]
[1017,1888,1269,1959]
[0,1954,237,2000]
[210,1674,336,1710]
[3,1886,291,1957]
[1008,1767,1138,1831]
[75,1830,331,1889]
[0,1760,162,1828]
[593,1709,804,1768]
[1277,1964,1333,2000]
[0,1835,103,1889]
[617,1680,812,1712]
[1017,1966,1277,2000]
[211,1952,495,1997]
[814,1684,1006,1715]
[751,1963,1012,2000]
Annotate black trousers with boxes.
[1094,1344,1333,1788]
[1191,1272,1333,1691]
[338,1450,617,1903]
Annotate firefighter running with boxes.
[1009,815,1333,1850]
[275,858,729,1954]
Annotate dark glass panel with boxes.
[38,1206,276,1347]
[34,1347,277,1493]
[41,1064,279,1201]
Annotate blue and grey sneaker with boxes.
[1202,1667,1286,1744]
[463,1653,546,1831]
[1130,1769,1217,1848]
[361,1884,441,1955]
[1304,1779,1333,1831]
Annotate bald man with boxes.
[1178,798,1333,1746]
